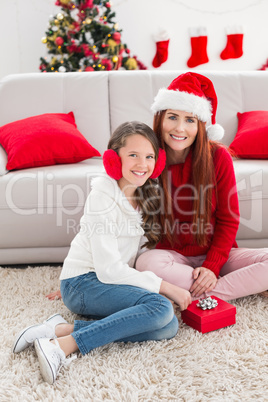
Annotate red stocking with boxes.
[187,27,209,68]
[220,26,244,60]
[152,30,170,68]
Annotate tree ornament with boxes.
[57,13,64,20]
[41,37,47,44]
[107,39,118,50]
[102,58,113,70]
[59,0,72,5]
[112,32,121,44]
[55,37,64,46]
[125,57,138,70]
[187,27,209,68]
[79,0,94,10]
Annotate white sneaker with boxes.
[34,338,75,384]
[12,314,67,353]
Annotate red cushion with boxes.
[0,112,101,170]
[229,111,268,159]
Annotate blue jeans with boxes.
[60,272,178,355]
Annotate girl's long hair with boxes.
[107,121,162,249]
[153,111,217,247]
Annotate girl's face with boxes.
[162,109,198,156]
[118,134,156,192]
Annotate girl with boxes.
[136,72,268,301]
[13,121,191,384]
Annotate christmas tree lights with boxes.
[39,0,146,72]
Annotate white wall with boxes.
[0,0,267,80]
[115,0,268,72]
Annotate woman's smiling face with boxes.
[162,109,198,156]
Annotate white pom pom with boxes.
[206,124,224,141]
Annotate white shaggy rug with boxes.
[0,266,267,402]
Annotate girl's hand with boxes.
[45,290,62,300]
[173,287,192,311]
[160,281,192,311]
[190,267,217,297]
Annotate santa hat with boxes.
[151,72,224,141]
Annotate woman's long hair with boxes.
[107,121,162,249]
[153,111,218,247]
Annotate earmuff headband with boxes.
[103,148,166,180]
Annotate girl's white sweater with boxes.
[60,174,162,293]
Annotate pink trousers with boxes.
[136,248,268,301]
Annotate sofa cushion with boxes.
[0,159,105,248]
[229,111,268,159]
[0,112,101,170]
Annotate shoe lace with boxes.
[64,355,77,366]
[52,340,77,370]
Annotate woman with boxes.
[136,72,268,301]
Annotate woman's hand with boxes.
[160,280,192,311]
[190,267,217,297]
[45,290,62,300]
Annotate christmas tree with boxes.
[39,0,147,72]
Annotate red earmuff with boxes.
[103,148,166,180]
[103,149,122,180]
[150,148,166,179]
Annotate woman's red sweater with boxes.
[156,146,240,277]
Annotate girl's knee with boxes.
[153,313,179,341]
[142,292,174,327]
[155,294,176,329]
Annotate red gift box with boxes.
[181,296,236,334]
